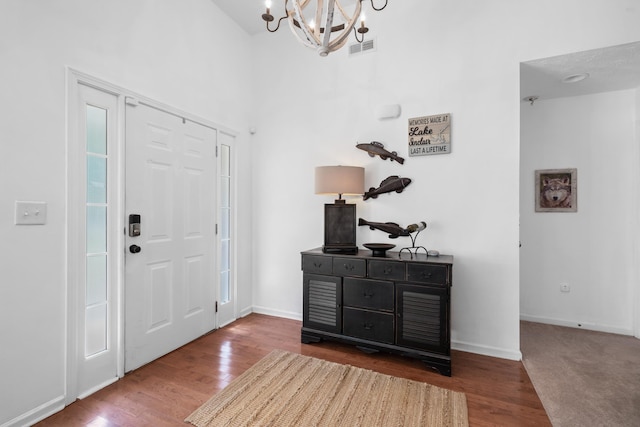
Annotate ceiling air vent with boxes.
[348,37,377,57]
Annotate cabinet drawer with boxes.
[333,257,366,277]
[407,263,448,285]
[368,260,405,281]
[343,277,394,311]
[343,307,394,344]
[302,254,332,274]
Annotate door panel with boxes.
[125,102,216,372]
[73,83,120,398]
[216,133,237,327]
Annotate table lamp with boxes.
[315,166,364,254]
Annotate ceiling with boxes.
[521,41,640,102]
[210,2,640,101]
[212,0,267,35]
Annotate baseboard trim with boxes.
[520,314,634,336]
[452,340,522,361]
[251,306,302,321]
[239,306,253,318]
[1,395,65,427]
[77,376,119,400]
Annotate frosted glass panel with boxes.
[85,303,107,356]
[86,206,106,254]
[220,271,229,304]
[220,143,231,306]
[86,255,107,306]
[84,99,110,362]
[221,240,229,271]
[86,105,107,155]
[221,177,230,207]
[87,155,107,203]
[221,207,230,239]
[221,144,230,176]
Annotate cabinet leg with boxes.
[422,361,451,377]
[301,331,322,344]
[356,345,380,355]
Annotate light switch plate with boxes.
[15,201,47,225]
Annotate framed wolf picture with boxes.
[535,168,577,212]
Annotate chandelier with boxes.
[261,0,388,57]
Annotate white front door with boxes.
[124,101,217,372]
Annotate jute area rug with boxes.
[186,349,468,427]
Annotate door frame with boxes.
[66,69,126,404]
[66,68,238,404]
[216,131,239,328]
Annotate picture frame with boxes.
[535,168,577,212]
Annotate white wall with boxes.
[520,91,639,334]
[2,0,640,424]
[636,89,640,338]
[249,0,640,359]
[0,1,252,425]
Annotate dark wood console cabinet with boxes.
[301,248,454,376]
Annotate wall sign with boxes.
[408,113,451,156]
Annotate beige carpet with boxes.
[521,321,640,427]
[185,349,468,427]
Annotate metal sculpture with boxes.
[356,141,405,164]
[399,221,428,258]
[359,218,429,258]
[358,218,410,238]
[363,176,412,200]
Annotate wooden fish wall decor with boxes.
[358,218,409,239]
[356,141,405,164]
[363,175,412,200]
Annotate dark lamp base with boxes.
[322,245,358,255]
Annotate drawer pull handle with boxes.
[343,263,354,271]
[363,323,374,330]
[313,262,322,268]
[363,291,374,298]
[383,268,392,275]
[421,272,433,278]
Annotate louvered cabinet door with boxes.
[303,274,342,333]
[395,283,449,355]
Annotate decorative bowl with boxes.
[363,243,395,257]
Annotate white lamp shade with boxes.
[315,166,365,196]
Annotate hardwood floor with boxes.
[37,314,550,426]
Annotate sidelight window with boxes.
[85,105,109,357]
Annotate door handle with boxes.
[129,244,141,254]
[129,214,141,237]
